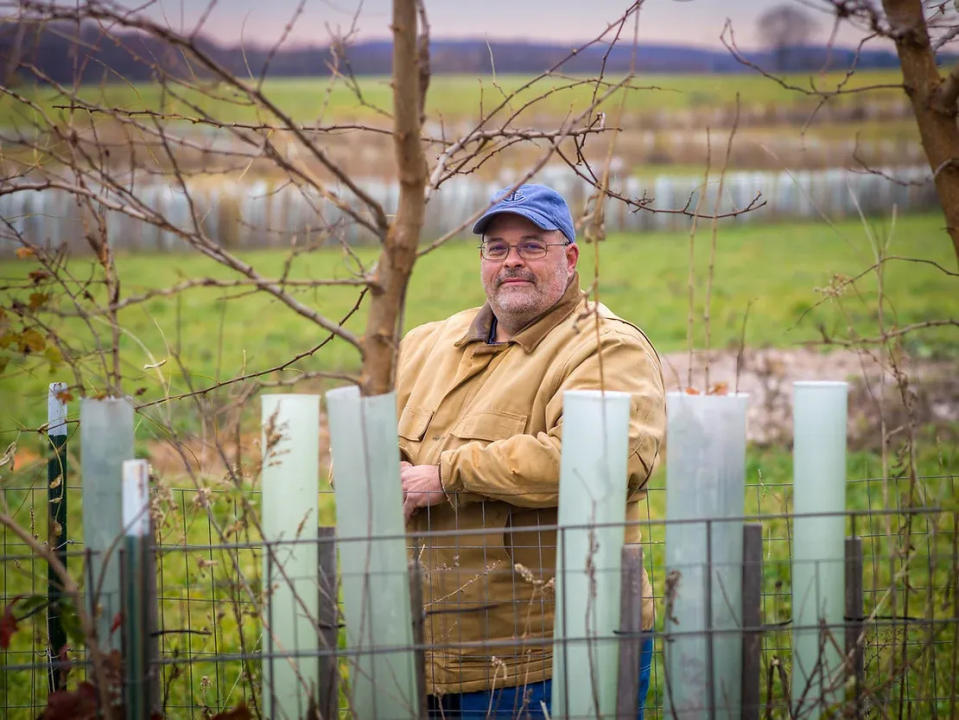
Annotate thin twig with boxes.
[686,132,710,391]
[704,93,740,393]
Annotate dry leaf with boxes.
[211,702,253,720]
[19,328,46,353]
[0,441,15,469]
[42,681,97,720]
[29,292,50,309]
[0,596,24,649]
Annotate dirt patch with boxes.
[147,420,333,480]
[144,349,956,476]
[662,348,958,448]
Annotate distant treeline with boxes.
[0,20,929,84]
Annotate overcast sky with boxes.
[131,0,876,51]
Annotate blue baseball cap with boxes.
[472,183,576,243]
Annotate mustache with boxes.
[496,270,536,286]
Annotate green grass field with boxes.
[1,211,955,436]
[1,69,906,127]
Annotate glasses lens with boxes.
[481,240,553,259]
[517,241,548,258]
[483,241,509,259]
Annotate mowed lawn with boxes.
[2,69,906,127]
[0,211,954,435]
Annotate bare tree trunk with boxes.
[360,0,428,396]
[883,0,959,265]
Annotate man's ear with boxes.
[565,242,579,273]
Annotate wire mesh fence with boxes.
[1,467,955,719]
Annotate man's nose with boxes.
[502,246,527,266]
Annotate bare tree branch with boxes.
[359,0,428,395]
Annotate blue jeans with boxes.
[427,636,654,719]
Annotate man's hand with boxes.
[400,461,445,520]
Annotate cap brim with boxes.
[472,207,561,235]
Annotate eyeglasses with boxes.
[478,239,570,260]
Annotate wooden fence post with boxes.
[409,557,427,720]
[317,526,338,720]
[121,459,152,720]
[145,515,160,717]
[616,543,644,719]
[742,523,763,720]
[845,537,864,720]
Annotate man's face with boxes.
[480,213,579,333]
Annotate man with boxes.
[396,183,665,718]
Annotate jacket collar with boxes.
[455,273,583,353]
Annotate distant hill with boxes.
[0,21,937,84]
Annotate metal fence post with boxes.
[844,537,864,719]
[616,543,644,719]
[46,382,68,692]
[742,523,763,720]
[317,526,338,720]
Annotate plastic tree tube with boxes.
[664,392,748,719]
[326,386,419,720]
[261,394,320,720]
[791,382,847,718]
[80,396,134,651]
[551,389,631,719]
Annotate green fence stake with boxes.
[121,459,151,720]
[47,382,68,692]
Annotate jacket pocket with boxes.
[450,410,527,442]
[398,406,432,441]
[504,508,557,581]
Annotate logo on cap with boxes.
[502,189,526,203]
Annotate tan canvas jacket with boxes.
[395,276,666,696]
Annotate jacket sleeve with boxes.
[395,322,437,414]
[438,325,666,509]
